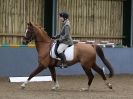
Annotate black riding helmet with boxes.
[59,12,69,20]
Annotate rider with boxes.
[53,12,73,67]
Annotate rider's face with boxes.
[59,17,64,22]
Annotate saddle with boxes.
[50,42,74,61]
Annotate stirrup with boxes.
[59,63,68,69]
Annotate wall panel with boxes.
[0,0,44,45]
[57,0,124,44]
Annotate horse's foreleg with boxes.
[21,65,45,89]
[92,64,112,89]
[48,66,59,90]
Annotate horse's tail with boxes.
[95,45,114,78]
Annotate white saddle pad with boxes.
[50,43,74,61]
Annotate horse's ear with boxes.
[27,22,33,27]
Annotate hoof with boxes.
[51,86,59,91]
[21,84,26,89]
[80,88,89,92]
[106,83,113,89]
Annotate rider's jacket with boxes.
[58,19,73,46]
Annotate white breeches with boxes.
[57,43,68,54]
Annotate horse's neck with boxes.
[35,29,51,43]
[35,33,52,48]
[35,35,52,53]
[34,26,52,54]
[35,41,51,57]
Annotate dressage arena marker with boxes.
[9,76,52,82]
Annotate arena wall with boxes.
[0,47,133,77]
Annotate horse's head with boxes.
[23,22,51,45]
[22,22,36,45]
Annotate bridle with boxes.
[23,26,52,44]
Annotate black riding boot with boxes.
[58,53,67,68]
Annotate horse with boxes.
[21,22,114,91]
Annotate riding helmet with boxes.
[59,12,69,19]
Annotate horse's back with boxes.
[74,43,96,65]
[75,43,96,55]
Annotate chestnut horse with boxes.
[21,22,114,91]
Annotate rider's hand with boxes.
[52,36,57,39]
[56,35,60,38]
[52,35,60,39]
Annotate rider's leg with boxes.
[54,41,60,57]
[58,53,66,64]
[57,43,68,66]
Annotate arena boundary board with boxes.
[9,76,52,82]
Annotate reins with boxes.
[33,25,52,44]
[34,40,52,43]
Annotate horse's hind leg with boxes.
[21,65,45,89]
[81,66,94,91]
[92,64,112,89]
